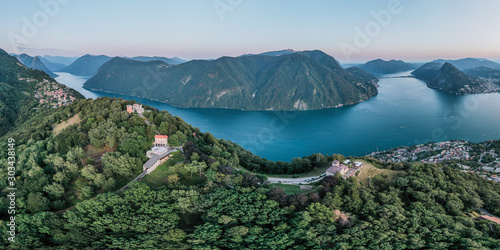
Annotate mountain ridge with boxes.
[412,62,500,94]
[61,54,112,76]
[359,59,415,74]
[84,50,378,111]
[16,54,58,78]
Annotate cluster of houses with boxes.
[458,163,500,183]
[326,160,363,178]
[126,103,145,116]
[33,80,76,108]
[371,141,471,163]
[370,141,500,183]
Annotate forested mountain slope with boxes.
[84,50,378,111]
[0,49,83,136]
[412,62,499,94]
[359,59,415,74]
[15,54,58,78]
[61,54,112,76]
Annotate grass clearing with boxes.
[140,151,204,187]
[269,183,316,194]
[53,113,81,135]
[357,160,399,186]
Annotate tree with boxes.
[26,192,50,213]
[101,152,139,177]
[168,134,180,147]
[190,223,222,245]
[306,203,337,224]
[81,186,93,198]
[267,187,288,205]
[43,183,65,198]
[66,146,84,163]
[184,161,207,177]
[80,165,97,181]
[167,174,180,184]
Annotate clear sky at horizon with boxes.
[1,0,500,63]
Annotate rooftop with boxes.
[326,165,348,174]
[478,215,500,224]
[150,146,169,155]
[143,150,171,169]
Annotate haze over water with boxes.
[56,71,500,161]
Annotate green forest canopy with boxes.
[0,97,499,249]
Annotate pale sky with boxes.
[2,0,500,63]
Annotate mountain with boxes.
[411,62,500,94]
[41,55,78,66]
[240,49,298,57]
[359,59,415,74]
[127,56,186,65]
[346,67,378,83]
[464,66,500,80]
[84,50,378,111]
[411,62,443,79]
[16,54,58,78]
[39,57,68,72]
[433,58,500,71]
[0,48,83,136]
[61,54,112,76]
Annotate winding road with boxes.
[267,174,327,185]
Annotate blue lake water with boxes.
[55,71,500,162]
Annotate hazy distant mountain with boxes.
[127,56,186,65]
[240,49,298,57]
[16,54,58,78]
[432,58,500,71]
[61,55,112,76]
[84,50,378,111]
[38,57,68,72]
[41,55,78,66]
[464,66,500,80]
[412,62,498,94]
[359,59,415,74]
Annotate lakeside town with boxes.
[19,77,77,108]
[369,140,500,183]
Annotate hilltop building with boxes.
[154,135,169,147]
[326,160,364,178]
[143,146,171,174]
[326,164,348,176]
[126,103,145,116]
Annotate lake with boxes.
[55,71,500,162]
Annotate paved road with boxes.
[267,174,327,185]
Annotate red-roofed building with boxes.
[478,215,500,224]
[155,135,169,147]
